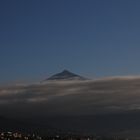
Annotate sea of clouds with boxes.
[0,77,140,117]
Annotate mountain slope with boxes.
[46,70,87,81]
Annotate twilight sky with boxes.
[1,0,140,84]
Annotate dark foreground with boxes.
[0,131,139,140]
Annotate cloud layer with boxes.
[1,77,140,117]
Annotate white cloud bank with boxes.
[0,76,140,117]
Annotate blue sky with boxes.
[1,0,140,84]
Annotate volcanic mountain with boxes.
[46,70,87,81]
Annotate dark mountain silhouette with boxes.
[46,70,87,81]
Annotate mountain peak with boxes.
[45,70,87,81]
[61,69,74,75]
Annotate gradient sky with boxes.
[1,0,140,84]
